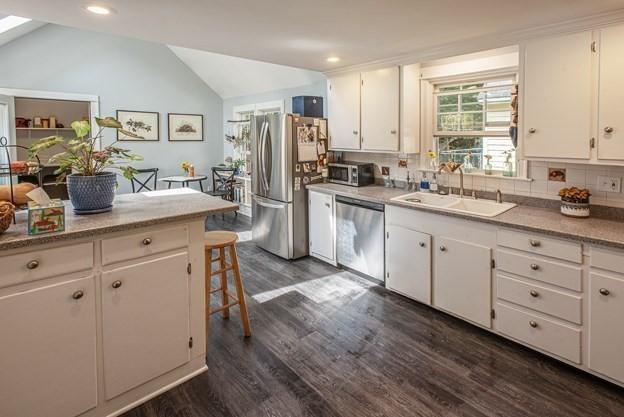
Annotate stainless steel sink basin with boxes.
[392,191,516,217]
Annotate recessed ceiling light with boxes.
[326,56,340,63]
[86,5,113,15]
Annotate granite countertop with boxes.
[308,183,624,249]
[0,189,238,251]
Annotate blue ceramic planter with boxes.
[67,172,117,214]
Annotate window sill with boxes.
[420,168,533,182]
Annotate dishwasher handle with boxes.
[335,195,384,212]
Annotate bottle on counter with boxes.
[430,173,438,193]
[420,172,430,191]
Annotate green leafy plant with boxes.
[29,117,144,181]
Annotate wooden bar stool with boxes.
[204,231,251,337]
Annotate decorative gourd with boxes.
[0,183,37,205]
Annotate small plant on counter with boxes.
[28,117,144,214]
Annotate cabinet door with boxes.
[328,73,361,150]
[598,25,624,160]
[102,252,191,400]
[386,225,431,304]
[589,272,624,382]
[0,276,97,417]
[309,190,334,263]
[434,237,492,327]
[361,66,400,151]
[401,63,421,154]
[523,31,592,159]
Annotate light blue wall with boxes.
[0,24,223,194]
[222,80,327,159]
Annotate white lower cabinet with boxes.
[101,252,191,399]
[308,190,335,264]
[435,237,492,328]
[385,224,431,304]
[589,272,624,382]
[0,276,97,417]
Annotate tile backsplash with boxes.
[341,152,624,208]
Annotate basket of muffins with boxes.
[559,187,591,218]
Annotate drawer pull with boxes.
[439,246,446,252]
[419,242,426,247]
[599,288,610,296]
[529,239,541,247]
[530,263,540,271]
[529,321,538,328]
[142,237,152,246]
[72,290,84,300]
[26,260,39,270]
[112,280,123,289]
[530,290,539,298]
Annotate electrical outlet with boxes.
[597,176,622,193]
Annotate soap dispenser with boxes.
[420,172,430,191]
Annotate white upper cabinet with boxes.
[401,63,421,154]
[598,24,624,161]
[523,31,593,160]
[361,66,400,151]
[328,72,361,150]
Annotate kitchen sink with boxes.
[391,192,516,217]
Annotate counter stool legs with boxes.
[204,231,251,337]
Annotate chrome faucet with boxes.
[438,162,465,199]
[496,189,503,203]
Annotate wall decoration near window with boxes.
[116,110,159,141]
[168,113,203,141]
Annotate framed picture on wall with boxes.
[116,110,159,141]
[168,113,203,141]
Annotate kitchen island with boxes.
[0,189,237,417]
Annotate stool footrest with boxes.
[209,301,240,315]
[210,265,232,276]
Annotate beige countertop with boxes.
[0,189,238,251]
[308,183,624,249]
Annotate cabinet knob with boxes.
[439,246,446,252]
[604,126,614,134]
[419,242,426,247]
[529,239,541,247]
[142,237,152,245]
[530,290,539,298]
[528,128,537,134]
[599,288,610,296]
[530,263,540,271]
[112,280,123,289]
[72,290,84,300]
[390,130,397,134]
[325,203,331,208]
[352,130,358,135]
[26,260,39,270]
[529,321,538,328]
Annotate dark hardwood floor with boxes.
[124,214,624,417]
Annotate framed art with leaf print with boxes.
[116,110,159,141]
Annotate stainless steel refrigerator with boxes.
[251,113,326,259]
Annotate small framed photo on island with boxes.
[116,110,159,141]
[168,113,203,141]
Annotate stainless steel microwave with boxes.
[327,162,375,187]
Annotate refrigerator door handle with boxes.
[254,198,284,209]
[258,121,267,192]
[260,121,270,191]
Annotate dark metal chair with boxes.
[131,168,159,193]
[208,167,237,217]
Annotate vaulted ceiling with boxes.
[1,0,623,71]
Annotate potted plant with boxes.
[29,117,143,214]
[230,158,245,176]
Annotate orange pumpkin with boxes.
[0,182,37,205]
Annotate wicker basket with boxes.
[0,201,15,234]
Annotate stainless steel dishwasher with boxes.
[335,195,385,282]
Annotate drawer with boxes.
[496,303,581,363]
[497,275,582,324]
[497,249,582,291]
[590,246,624,275]
[0,242,93,289]
[498,229,582,263]
[102,226,188,265]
